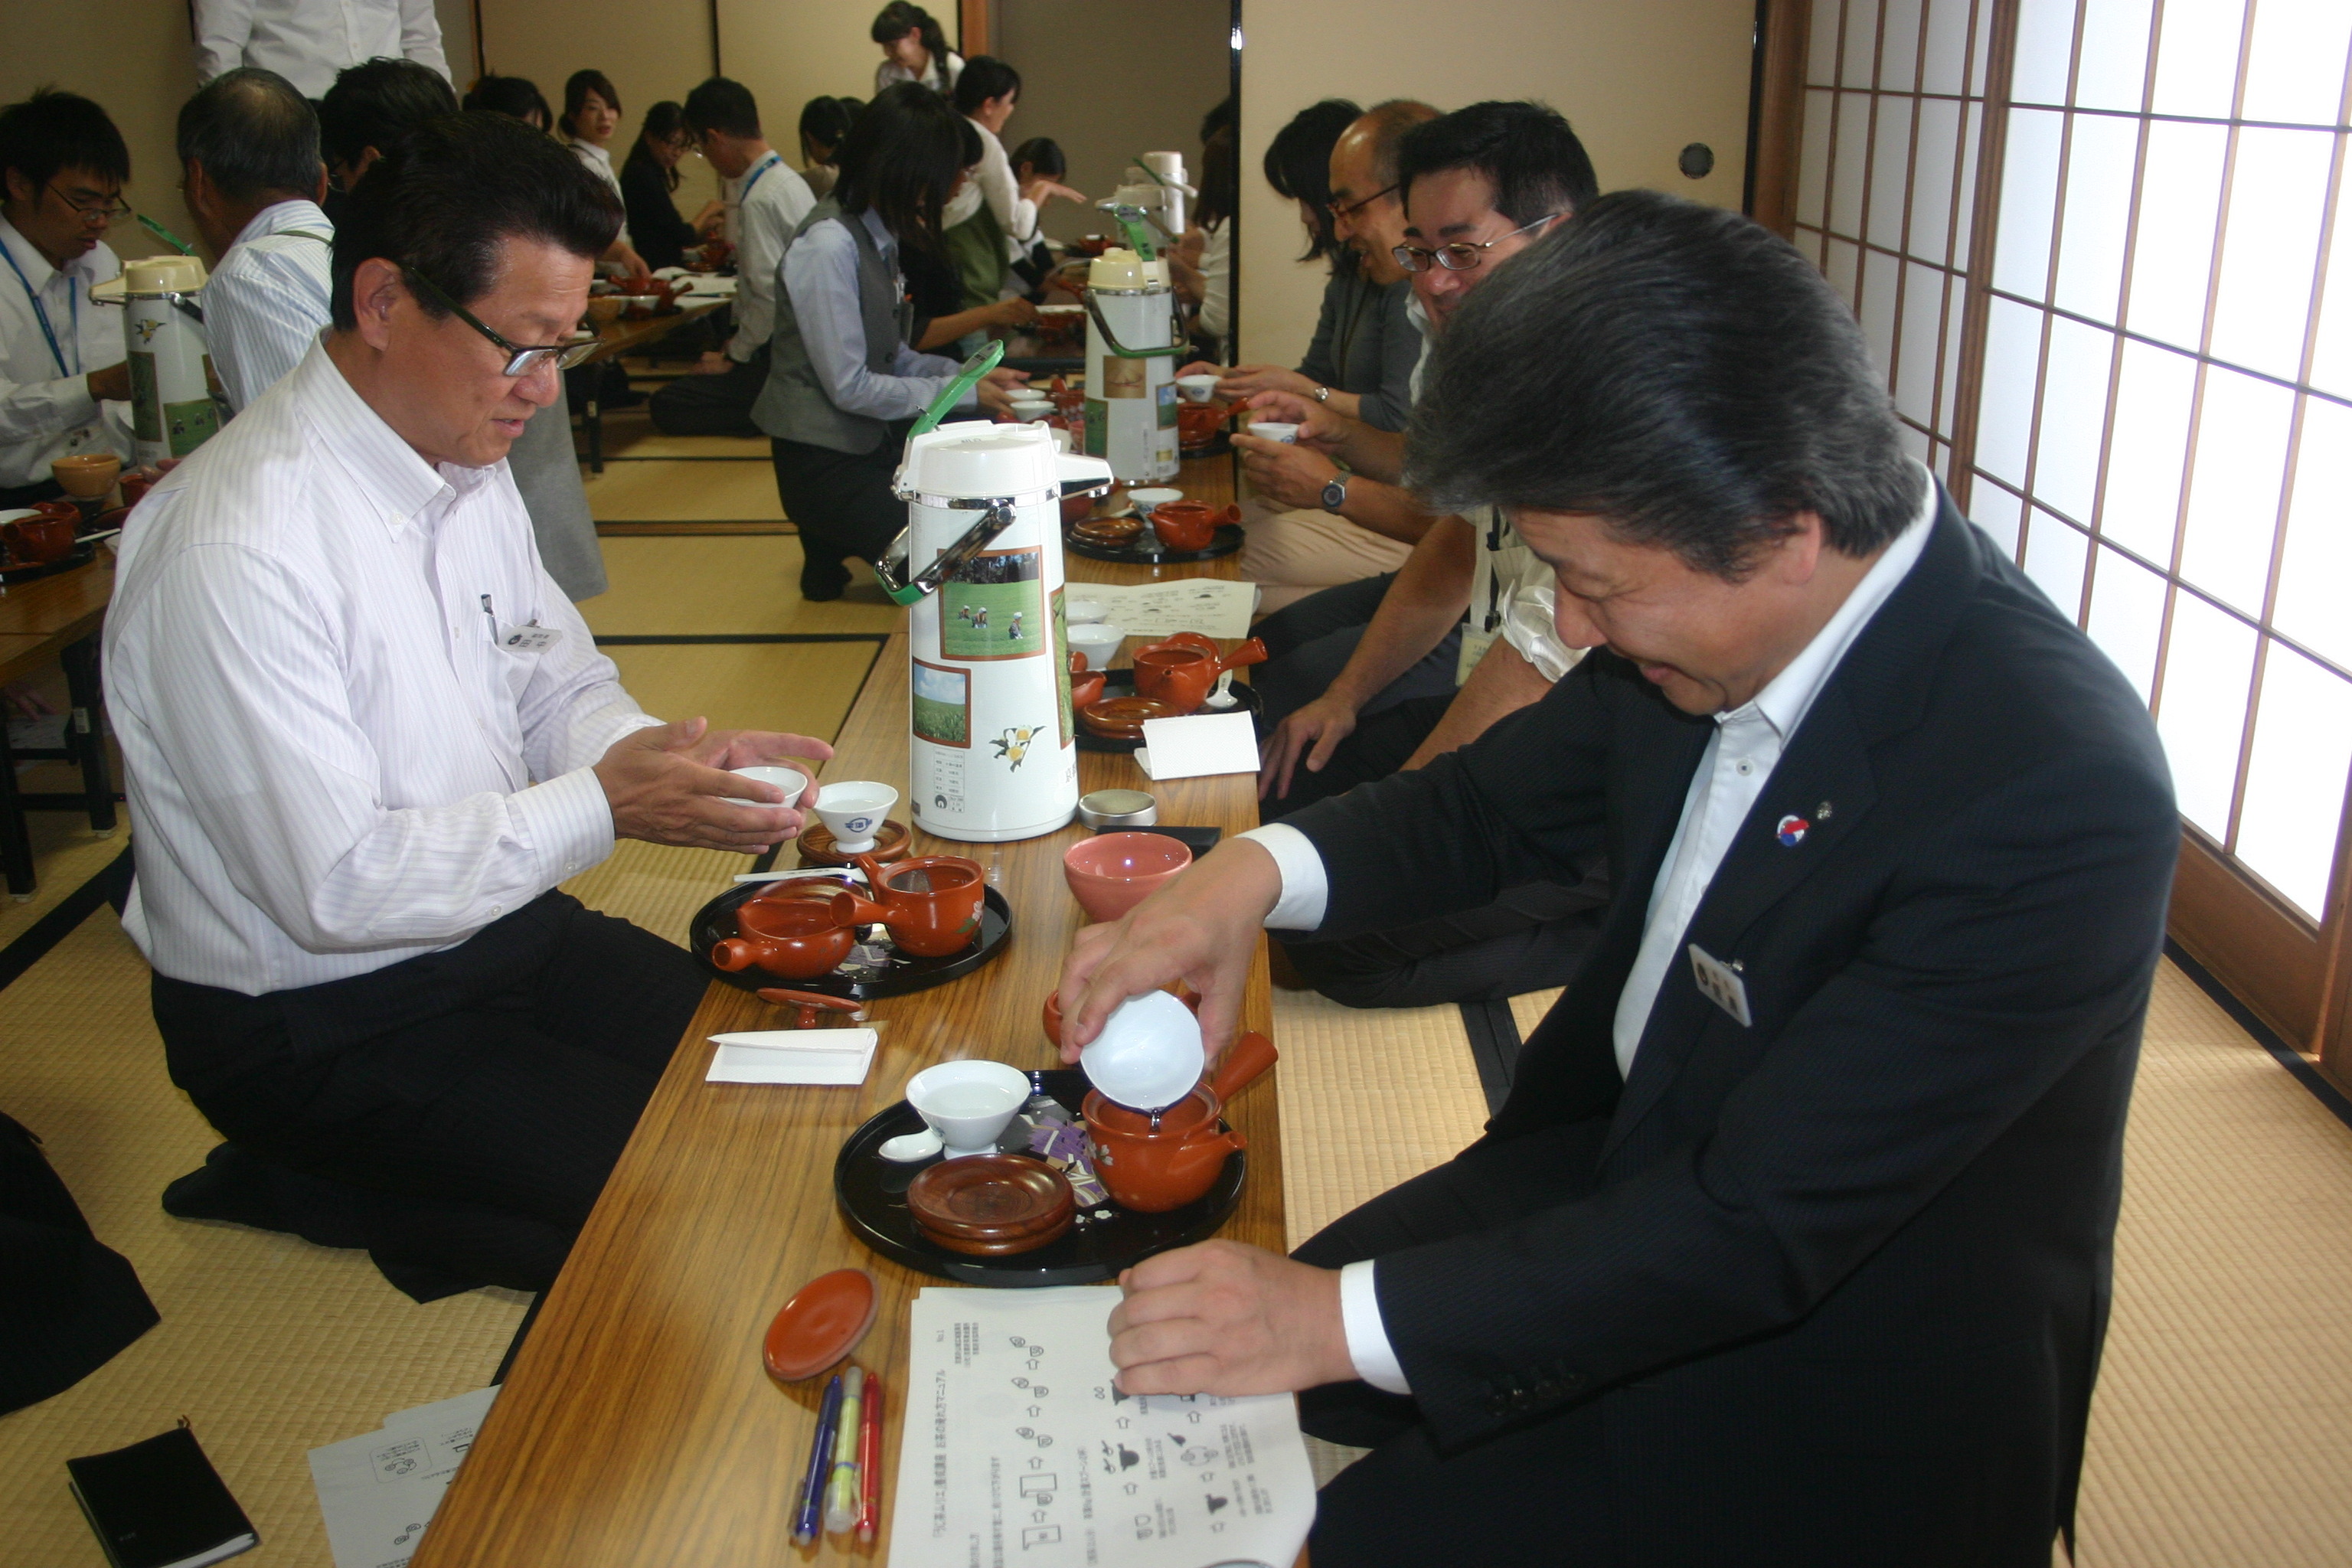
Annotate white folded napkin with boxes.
[1135,710,1260,781]
[706,1027,877,1085]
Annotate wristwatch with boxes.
[1311,385,1331,403]
[1321,472,1350,514]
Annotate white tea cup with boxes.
[1247,421,1299,444]
[1066,621,1125,670]
[1078,991,1205,1112]
[1175,374,1220,402]
[1065,598,1109,625]
[906,1060,1034,1158]
[815,780,899,854]
[722,765,808,809]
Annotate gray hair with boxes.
[1408,190,1922,579]
[177,68,322,204]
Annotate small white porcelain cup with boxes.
[1066,622,1125,669]
[1247,421,1299,444]
[906,1060,1034,1158]
[1175,374,1220,402]
[1064,598,1109,625]
[1126,487,1184,511]
[722,765,808,809]
[1078,990,1206,1112]
[815,781,899,854]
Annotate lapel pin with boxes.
[1775,814,1810,848]
[1817,800,1834,820]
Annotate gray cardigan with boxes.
[1296,268,1423,433]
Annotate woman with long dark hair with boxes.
[1178,98,1420,433]
[797,95,858,199]
[871,3,961,96]
[619,100,719,273]
[753,83,1026,600]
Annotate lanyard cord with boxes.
[740,152,782,204]
[1,240,77,379]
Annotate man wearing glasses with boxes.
[105,113,831,1301]
[1244,102,1612,1012]
[0,90,136,508]
[1233,99,1438,601]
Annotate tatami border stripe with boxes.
[0,843,132,995]
[1457,998,1521,1115]
[2162,938,2352,1133]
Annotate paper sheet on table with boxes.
[1067,580,1256,640]
[310,1385,499,1568]
[1134,711,1260,781]
[706,1027,878,1085]
[887,1286,1315,1568]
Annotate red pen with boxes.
[856,1370,881,1544]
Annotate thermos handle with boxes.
[872,503,1017,607]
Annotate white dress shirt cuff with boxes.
[1338,1260,1412,1395]
[1235,822,1328,931]
[509,766,617,886]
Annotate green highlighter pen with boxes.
[823,1365,865,1536]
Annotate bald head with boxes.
[178,67,325,254]
[1330,99,1437,285]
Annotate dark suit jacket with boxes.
[1285,491,2177,1563]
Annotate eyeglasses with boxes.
[46,181,130,224]
[1325,182,1399,221]
[1393,214,1563,273]
[402,268,601,377]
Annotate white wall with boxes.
[1235,0,1756,368]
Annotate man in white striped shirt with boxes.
[107,114,831,1300]
[178,69,335,413]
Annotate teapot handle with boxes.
[1207,1031,1278,1103]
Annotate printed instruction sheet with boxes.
[890,1285,1315,1568]
[1067,580,1256,641]
[309,1383,499,1568]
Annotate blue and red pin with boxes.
[1775,814,1810,848]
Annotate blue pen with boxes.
[792,1374,844,1546]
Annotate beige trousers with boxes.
[1239,505,1415,615]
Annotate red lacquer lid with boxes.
[762,1267,878,1383]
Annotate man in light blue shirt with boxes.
[178,69,334,413]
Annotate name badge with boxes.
[498,622,561,655]
[1687,943,1752,1027]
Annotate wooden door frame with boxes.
[1746,0,1811,237]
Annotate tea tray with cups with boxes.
[688,877,1014,1001]
[1063,521,1243,566]
[834,1067,1246,1286]
[0,539,96,585]
[1076,670,1260,753]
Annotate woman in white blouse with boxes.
[559,69,651,280]
[871,2,961,96]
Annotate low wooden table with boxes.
[415,453,1276,1566]
[573,297,730,473]
[0,552,117,894]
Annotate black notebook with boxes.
[66,1423,257,1568]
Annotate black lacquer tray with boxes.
[835,1067,1245,1286]
[1075,671,1260,753]
[688,880,1012,1000]
[1064,521,1243,564]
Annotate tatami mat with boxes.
[2073,962,2352,1566]
[1508,986,1563,1044]
[0,912,531,1568]
[582,534,900,639]
[599,640,880,741]
[591,422,769,462]
[580,455,784,523]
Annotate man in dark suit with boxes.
[1055,189,2178,1566]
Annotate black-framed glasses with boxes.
[402,268,600,376]
[46,180,131,224]
[1391,214,1563,274]
[1325,182,1400,221]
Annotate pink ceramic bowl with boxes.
[1062,831,1192,923]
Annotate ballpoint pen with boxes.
[856,1371,882,1544]
[792,1373,844,1547]
[824,1366,864,1536]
